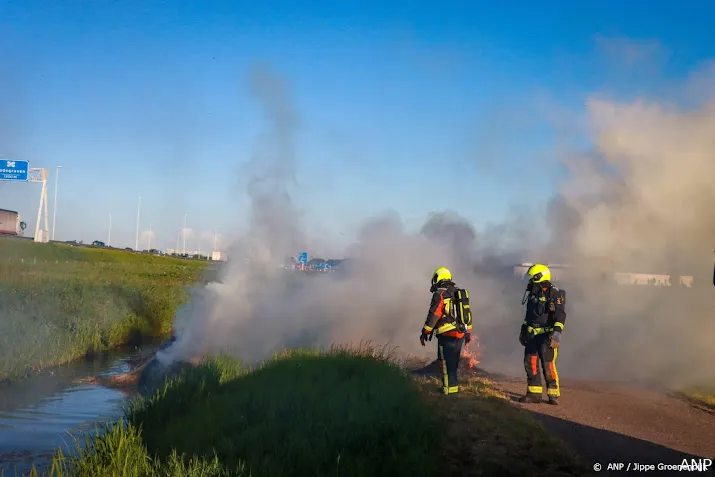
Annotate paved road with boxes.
[491,374,715,476]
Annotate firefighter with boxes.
[420,266,472,395]
[518,263,566,405]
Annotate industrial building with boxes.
[512,263,694,287]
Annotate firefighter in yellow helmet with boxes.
[420,266,473,395]
[518,264,566,405]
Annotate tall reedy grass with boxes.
[0,239,210,381]
[39,344,442,477]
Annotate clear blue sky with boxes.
[0,0,713,252]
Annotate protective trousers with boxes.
[437,335,463,395]
[523,333,560,397]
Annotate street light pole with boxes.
[108,213,112,246]
[182,214,187,255]
[147,223,152,251]
[52,165,62,240]
[135,196,142,251]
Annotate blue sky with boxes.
[0,0,713,252]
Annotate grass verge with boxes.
[36,346,592,477]
[415,376,594,476]
[0,238,209,381]
[678,387,715,411]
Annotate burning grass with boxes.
[678,387,715,412]
[0,239,208,382]
[461,341,480,368]
[34,345,590,477]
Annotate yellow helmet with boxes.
[526,264,551,283]
[431,266,452,286]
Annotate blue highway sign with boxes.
[0,160,29,181]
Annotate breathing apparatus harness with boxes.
[521,279,560,344]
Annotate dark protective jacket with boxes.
[422,280,472,338]
[521,281,566,337]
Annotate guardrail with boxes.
[0,234,217,261]
[0,257,214,266]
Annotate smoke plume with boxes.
[158,63,715,390]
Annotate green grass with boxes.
[0,238,209,381]
[32,346,592,477]
[40,346,442,477]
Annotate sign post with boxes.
[29,168,50,242]
[0,160,50,242]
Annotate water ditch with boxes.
[0,347,154,476]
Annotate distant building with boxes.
[613,273,694,287]
[512,263,694,287]
[614,272,671,286]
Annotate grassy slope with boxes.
[678,388,715,411]
[0,238,208,381]
[41,347,592,477]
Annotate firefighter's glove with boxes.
[464,332,472,344]
[419,328,432,346]
[549,331,562,348]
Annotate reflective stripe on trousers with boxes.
[438,335,463,395]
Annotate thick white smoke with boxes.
[158,63,715,390]
[537,98,715,388]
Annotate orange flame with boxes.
[461,337,481,369]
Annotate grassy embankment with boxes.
[0,238,209,382]
[678,388,715,411]
[37,345,593,477]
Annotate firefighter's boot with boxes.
[518,393,542,403]
[548,395,559,405]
